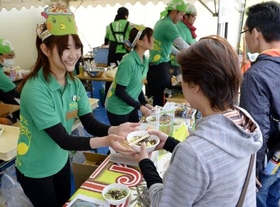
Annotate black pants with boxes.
[107,108,139,126]
[16,159,71,207]
[146,62,171,106]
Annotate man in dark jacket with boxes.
[239,1,280,206]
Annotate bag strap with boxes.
[236,154,255,207]
[110,23,118,42]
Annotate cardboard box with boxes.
[72,152,107,189]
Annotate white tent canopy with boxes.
[0,0,247,70]
[0,0,217,11]
[0,0,51,11]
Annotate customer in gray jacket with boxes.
[134,35,263,207]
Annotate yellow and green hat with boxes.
[0,38,14,54]
[36,3,78,41]
[160,0,188,19]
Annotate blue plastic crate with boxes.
[93,47,109,65]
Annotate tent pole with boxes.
[237,0,247,54]
[198,0,218,17]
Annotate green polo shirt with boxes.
[0,65,16,92]
[176,20,197,45]
[149,16,181,65]
[16,69,91,178]
[106,50,148,115]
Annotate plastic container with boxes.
[102,183,130,205]
[0,125,20,161]
[264,151,280,175]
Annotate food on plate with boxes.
[105,188,128,200]
[146,115,156,123]
[102,183,130,205]
[159,114,172,125]
[126,131,160,153]
[131,135,157,147]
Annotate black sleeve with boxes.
[44,123,93,151]
[138,90,148,105]
[104,38,109,45]
[79,113,110,137]
[163,136,180,153]
[139,158,163,189]
[115,83,141,109]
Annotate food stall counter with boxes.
[64,123,189,207]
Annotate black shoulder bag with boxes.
[267,115,280,151]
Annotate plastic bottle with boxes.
[79,62,84,76]
[263,151,280,175]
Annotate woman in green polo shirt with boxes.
[0,38,20,122]
[105,25,154,126]
[15,4,138,207]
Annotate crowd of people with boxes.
[0,0,279,206]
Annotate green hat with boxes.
[0,38,14,54]
[160,0,188,19]
[36,3,78,41]
[186,4,197,15]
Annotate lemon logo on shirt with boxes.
[153,54,161,62]
[17,117,32,156]
[18,142,29,155]
[107,81,116,98]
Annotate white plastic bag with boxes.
[1,166,33,207]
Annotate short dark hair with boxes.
[177,35,242,111]
[246,1,280,42]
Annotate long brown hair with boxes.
[17,34,83,92]
[177,35,242,111]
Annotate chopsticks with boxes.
[129,134,150,145]
[120,134,150,148]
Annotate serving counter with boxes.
[76,73,114,83]
[64,123,189,207]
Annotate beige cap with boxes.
[186,4,197,15]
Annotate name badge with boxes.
[66,109,78,120]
